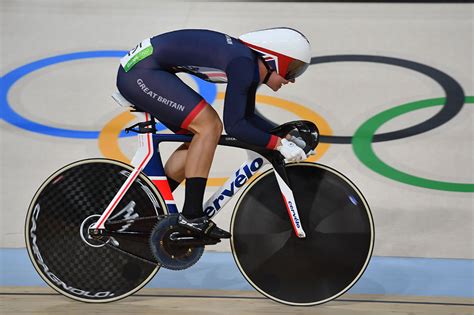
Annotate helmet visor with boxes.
[285,59,309,80]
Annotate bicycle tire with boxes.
[25,158,168,303]
[231,162,374,306]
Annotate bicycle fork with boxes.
[272,157,307,239]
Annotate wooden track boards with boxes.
[1,287,473,315]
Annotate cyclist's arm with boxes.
[244,87,278,132]
[247,114,277,133]
[224,57,280,149]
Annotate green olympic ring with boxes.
[353,96,474,192]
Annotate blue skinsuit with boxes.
[116,29,278,149]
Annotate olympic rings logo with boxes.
[1,51,472,192]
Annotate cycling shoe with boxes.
[177,214,231,239]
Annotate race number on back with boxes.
[120,38,153,72]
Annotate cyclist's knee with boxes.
[208,118,223,137]
[188,105,222,139]
[200,118,222,142]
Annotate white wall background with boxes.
[1,1,473,259]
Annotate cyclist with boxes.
[116,28,311,239]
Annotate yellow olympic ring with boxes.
[98,92,332,186]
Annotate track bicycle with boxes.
[25,91,374,306]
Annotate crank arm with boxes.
[168,236,221,247]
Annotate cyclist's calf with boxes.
[184,104,222,178]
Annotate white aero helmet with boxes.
[239,27,311,80]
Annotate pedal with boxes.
[177,214,231,239]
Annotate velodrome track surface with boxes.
[1,1,473,314]
[2,287,473,315]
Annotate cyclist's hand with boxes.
[285,131,316,156]
[286,134,306,149]
[277,138,307,162]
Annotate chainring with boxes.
[149,215,204,270]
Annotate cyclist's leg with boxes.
[117,66,223,222]
[158,103,222,187]
[179,105,222,219]
[164,143,189,190]
[184,105,222,178]
[164,106,222,190]
[163,111,222,192]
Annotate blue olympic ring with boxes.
[0,51,217,139]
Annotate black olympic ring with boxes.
[308,55,465,144]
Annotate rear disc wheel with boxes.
[25,158,167,302]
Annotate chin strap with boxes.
[263,69,274,84]
[260,56,275,85]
